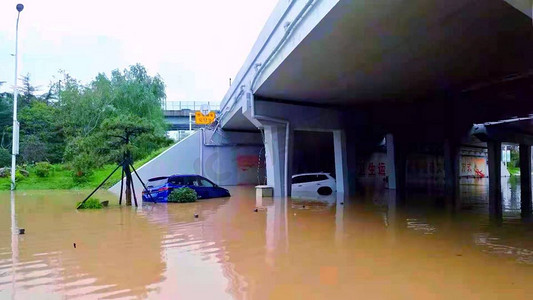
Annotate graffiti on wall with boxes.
[237,155,260,171]
[358,152,489,189]
[460,156,487,178]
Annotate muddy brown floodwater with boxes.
[1,179,533,299]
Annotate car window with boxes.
[182,176,197,186]
[169,177,185,185]
[293,175,321,183]
[307,175,319,182]
[198,177,215,187]
[292,176,305,184]
[147,178,168,187]
[317,175,328,181]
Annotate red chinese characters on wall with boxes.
[359,161,387,177]
[367,162,376,176]
[378,162,386,176]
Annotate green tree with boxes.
[0,92,13,151]
[19,73,39,107]
[109,64,167,134]
[18,102,65,163]
[0,148,10,168]
[100,114,162,205]
[59,64,170,178]
[0,64,170,184]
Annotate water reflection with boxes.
[461,177,523,217]
[1,182,533,299]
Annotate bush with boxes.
[35,161,52,177]
[168,187,197,203]
[71,153,95,180]
[77,198,103,209]
[15,170,26,182]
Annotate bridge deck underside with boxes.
[255,0,533,108]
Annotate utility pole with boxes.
[11,4,24,191]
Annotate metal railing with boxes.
[163,101,221,111]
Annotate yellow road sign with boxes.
[195,111,216,125]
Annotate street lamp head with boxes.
[16,4,24,12]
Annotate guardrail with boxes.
[163,101,221,111]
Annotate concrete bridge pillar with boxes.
[444,139,461,200]
[333,130,348,194]
[385,134,397,190]
[394,140,407,200]
[488,140,503,221]
[345,131,358,195]
[520,144,532,220]
[264,125,293,197]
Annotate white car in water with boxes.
[291,172,336,195]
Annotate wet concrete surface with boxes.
[1,178,533,299]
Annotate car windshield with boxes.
[147,178,168,188]
[198,177,215,187]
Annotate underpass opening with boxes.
[292,130,336,197]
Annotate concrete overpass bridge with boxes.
[215,0,533,220]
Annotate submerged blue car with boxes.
[142,174,230,203]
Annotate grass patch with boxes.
[0,144,173,191]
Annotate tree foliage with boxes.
[0,64,171,179]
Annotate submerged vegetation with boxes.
[77,198,103,209]
[0,64,173,190]
[168,187,197,203]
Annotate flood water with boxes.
[1,178,533,299]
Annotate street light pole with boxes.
[11,4,24,191]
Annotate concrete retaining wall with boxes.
[109,129,265,196]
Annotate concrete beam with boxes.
[520,144,532,219]
[488,140,503,221]
[472,124,533,145]
[504,0,532,19]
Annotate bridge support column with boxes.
[264,125,293,197]
[488,140,503,221]
[394,140,407,200]
[520,144,532,220]
[333,130,348,194]
[386,134,397,190]
[444,139,460,200]
[345,131,358,195]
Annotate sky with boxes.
[0,0,279,103]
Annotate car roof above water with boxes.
[147,174,203,181]
[292,172,330,178]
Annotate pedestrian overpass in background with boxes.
[163,101,221,132]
